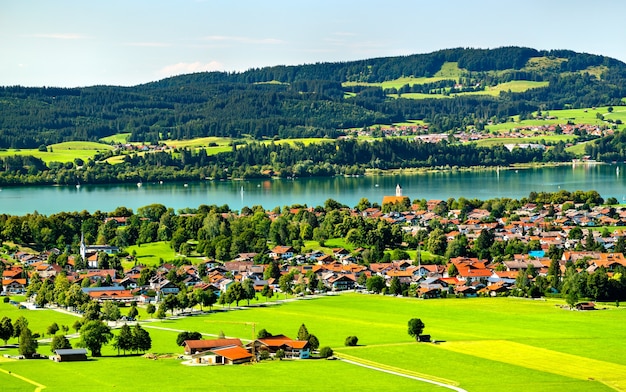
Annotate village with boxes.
[3,186,625,310]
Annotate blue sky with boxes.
[2,0,626,87]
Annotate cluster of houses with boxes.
[183,334,310,365]
[3,195,626,305]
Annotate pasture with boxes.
[486,106,626,133]
[1,294,625,391]
[0,142,114,164]
[472,135,575,148]
[98,133,131,144]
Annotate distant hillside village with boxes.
[2,189,626,310]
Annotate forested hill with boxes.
[1,46,626,149]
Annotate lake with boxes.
[1,163,625,215]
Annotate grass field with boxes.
[486,106,626,134]
[123,241,184,267]
[472,135,576,147]
[99,133,131,144]
[2,294,625,391]
[0,142,114,164]
[0,294,626,391]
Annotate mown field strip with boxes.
[436,340,626,391]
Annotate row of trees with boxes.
[0,136,576,187]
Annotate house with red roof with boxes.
[184,338,244,355]
[247,334,310,359]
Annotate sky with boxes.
[1,0,626,88]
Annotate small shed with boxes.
[575,302,596,311]
[53,348,88,362]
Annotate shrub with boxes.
[344,336,358,346]
[3,297,9,303]
[258,347,270,360]
[319,346,333,358]
[275,349,285,360]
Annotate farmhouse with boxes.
[192,345,254,365]
[247,335,310,359]
[184,338,244,355]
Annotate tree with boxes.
[47,322,60,337]
[133,324,152,353]
[278,274,293,299]
[77,320,113,357]
[50,334,72,352]
[101,301,121,321]
[389,276,402,295]
[319,346,334,358]
[128,305,139,320]
[177,290,190,313]
[0,317,13,344]
[19,327,38,358]
[407,318,425,341]
[113,324,134,355]
[13,316,28,342]
[297,323,310,341]
[226,281,246,306]
[81,300,102,321]
[243,278,256,305]
[306,271,319,293]
[155,305,167,319]
[257,328,272,339]
[308,334,320,351]
[146,303,156,318]
[193,289,208,311]
[426,228,447,256]
[345,336,359,346]
[261,284,274,302]
[203,290,217,311]
[72,320,83,333]
[263,261,281,280]
[163,293,179,316]
[176,331,203,346]
[275,348,285,360]
[366,275,385,294]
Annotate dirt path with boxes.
[0,366,46,392]
[337,355,467,392]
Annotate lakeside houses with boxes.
[5,196,626,305]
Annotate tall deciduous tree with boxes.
[243,278,256,306]
[77,320,113,357]
[13,316,28,342]
[366,275,385,294]
[407,318,425,341]
[50,334,72,352]
[0,317,13,344]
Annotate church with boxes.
[382,184,411,207]
[79,233,119,268]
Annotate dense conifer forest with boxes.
[1,47,625,148]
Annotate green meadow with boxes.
[0,142,114,164]
[472,135,576,147]
[98,133,132,144]
[1,294,625,391]
[486,106,626,133]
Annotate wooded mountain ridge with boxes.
[1,46,625,149]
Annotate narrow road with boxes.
[338,357,468,392]
[0,367,46,392]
